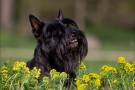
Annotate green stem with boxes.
[108,79,112,90]
[9,73,19,90]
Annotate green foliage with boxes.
[0,57,135,90]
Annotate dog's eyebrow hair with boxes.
[62,18,78,28]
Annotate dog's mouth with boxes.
[70,38,78,47]
[71,39,77,43]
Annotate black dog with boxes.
[27,10,88,83]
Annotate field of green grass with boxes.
[0,25,134,72]
[86,25,134,51]
[0,59,118,74]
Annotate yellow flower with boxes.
[17,80,21,84]
[82,75,90,83]
[60,72,67,79]
[24,67,31,77]
[101,65,117,73]
[79,62,86,69]
[117,56,126,64]
[50,69,60,79]
[52,72,60,79]
[60,72,67,77]
[13,61,20,71]
[132,81,135,87]
[33,67,41,78]
[89,73,100,79]
[75,79,81,86]
[1,70,8,73]
[101,65,109,72]
[48,89,52,90]
[133,61,135,66]
[113,79,118,84]
[124,62,133,73]
[12,61,27,71]
[95,79,101,87]
[43,76,50,84]
[77,84,88,90]
[50,69,57,74]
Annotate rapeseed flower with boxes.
[124,62,133,74]
[89,73,100,79]
[13,61,20,71]
[79,62,86,69]
[95,79,101,87]
[75,79,81,86]
[1,70,8,73]
[33,67,41,78]
[43,76,50,84]
[60,72,67,79]
[82,75,90,82]
[0,58,135,90]
[132,81,135,87]
[117,56,126,64]
[113,79,118,84]
[77,84,88,90]
[101,65,117,73]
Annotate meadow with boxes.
[0,25,134,71]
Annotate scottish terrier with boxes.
[27,10,88,84]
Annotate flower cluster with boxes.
[0,61,41,90]
[39,69,68,90]
[75,57,135,90]
[0,57,134,90]
[76,63,102,90]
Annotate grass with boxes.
[0,25,134,75]
[0,29,36,48]
[1,25,134,50]
[84,60,118,74]
[86,24,134,51]
[0,58,118,75]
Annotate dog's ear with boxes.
[57,9,64,21]
[29,14,41,31]
[29,14,44,38]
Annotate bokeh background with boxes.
[0,0,134,73]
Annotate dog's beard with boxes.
[68,38,78,50]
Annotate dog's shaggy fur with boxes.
[27,10,88,83]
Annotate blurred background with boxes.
[0,0,134,73]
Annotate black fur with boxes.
[27,10,88,83]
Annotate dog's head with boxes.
[29,10,88,61]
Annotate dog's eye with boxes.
[72,31,75,34]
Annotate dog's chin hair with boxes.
[27,10,88,85]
